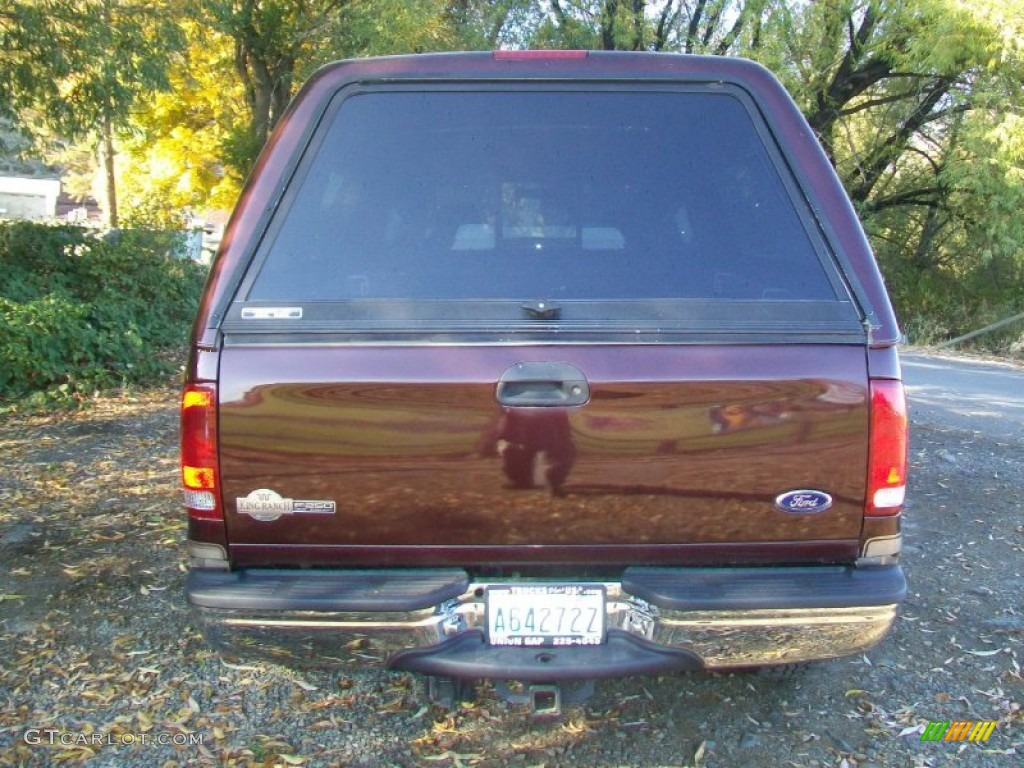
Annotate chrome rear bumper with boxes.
[189,566,904,675]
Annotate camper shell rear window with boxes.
[235,85,861,336]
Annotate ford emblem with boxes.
[775,490,833,515]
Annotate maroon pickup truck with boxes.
[183,51,908,713]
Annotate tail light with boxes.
[866,379,908,516]
[181,383,221,520]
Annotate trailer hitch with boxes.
[494,679,595,716]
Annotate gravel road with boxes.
[0,378,1021,767]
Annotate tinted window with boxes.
[248,90,838,302]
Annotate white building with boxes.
[0,176,62,220]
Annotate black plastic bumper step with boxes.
[187,568,469,612]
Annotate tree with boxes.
[765,0,1024,336]
[195,0,474,176]
[528,1,772,53]
[1,1,183,227]
[118,19,248,227]
[196,1,349,174]
[443,0,542,49]
[64,1,184,227]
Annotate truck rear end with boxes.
[183,51,907,710]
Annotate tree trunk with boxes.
[804,6,887,162]
[600,0,619,49]
[102,114,118,229]
[238,48,294,163]
[250,62,275,150]
[631,0,645,50]
[685,0,709,54]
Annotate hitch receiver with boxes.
[529,684,561,716]
[493,679,595,716]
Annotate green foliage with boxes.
[2,1,183,139]
[0,2,74,123]
[0,222,206,406]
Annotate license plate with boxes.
[486,584,605,647]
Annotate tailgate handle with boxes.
[496,362,590,407]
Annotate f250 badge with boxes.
[237,489,336,522]
[775,490,833,515]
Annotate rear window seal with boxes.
[220,298,865,345]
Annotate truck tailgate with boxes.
[218,343,868,565]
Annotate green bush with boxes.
[880,250,1024,354]
[0,221,207,405]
